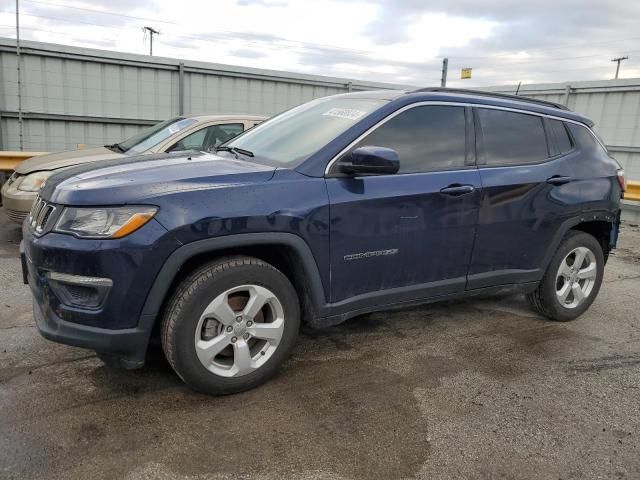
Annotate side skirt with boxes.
[308,281,539,329]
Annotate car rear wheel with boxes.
[161,256,300,394]
[527,230,604,321]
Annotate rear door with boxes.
[467,107,582,289]
[326,104,482,305]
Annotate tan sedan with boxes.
[1,114,266,223]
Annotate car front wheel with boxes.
[161,256,300,394]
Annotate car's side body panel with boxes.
[467,155,581,288]
[326,169,482,303]
[154,169,332,300]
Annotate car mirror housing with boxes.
[337,146,400,176]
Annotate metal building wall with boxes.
[0,38,408,151]
[486,79,640,181]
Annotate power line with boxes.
[22,0,178,25]
[8,4,640,85]
[450,51,640,68]
[10,9,438,73]
[16,1,379,58]
[448,36,640,60]
[0,24,120,44]
[14,9,636,74]
[0,27,440,81]
[21,0,640,68]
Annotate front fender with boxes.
[138,232,328,330]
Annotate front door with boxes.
[326,104,481,307]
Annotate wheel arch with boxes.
[139,233,328,333]
[541,212,618,272]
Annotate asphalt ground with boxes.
[1,209,639,480]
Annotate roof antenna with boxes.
[515,81,522,96]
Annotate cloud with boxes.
[3,0,640,88]
[227,47,267,59]
[236,0,287,6]
[355,0,640,85]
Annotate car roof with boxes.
[336,88,594,126]
[185,114,268,122]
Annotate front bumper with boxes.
[32,296,150,368]
[22,216,182,365]
[1,180,36,224]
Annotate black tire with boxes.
[527,230,604,321]
[161,255,300,395]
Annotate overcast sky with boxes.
[1,0,639,88]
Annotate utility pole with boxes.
[142,26,160,56]
[440,57,448,87]
[611,56,628,79]
[16,0,24,150]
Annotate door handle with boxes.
[546,175,572,186]
[440,184,475,196]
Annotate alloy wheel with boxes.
[555,246,597,309]
[194,284,285,377]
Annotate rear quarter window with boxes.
[566,123,608,155]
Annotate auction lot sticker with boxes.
[322,108,367,120]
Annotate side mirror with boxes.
[337,146,400,176]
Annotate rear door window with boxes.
[211,123,244,147]
[547,119,574,155]
[477,109,549,165]
[168,123,244,152]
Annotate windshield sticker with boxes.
[322,108,367,121]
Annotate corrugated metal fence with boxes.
[3,37,640,184]
[0,38,407,151]
[486,79,640,181]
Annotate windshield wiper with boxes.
[214,146,254,158]
[231,147,254,157]
[105,143,125,153]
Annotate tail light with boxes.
[617,169,626,192]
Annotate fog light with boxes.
[47,272,113,309]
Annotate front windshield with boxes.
[224,96,386,167]
[118,117,198,154]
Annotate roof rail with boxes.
[410,87,570,111]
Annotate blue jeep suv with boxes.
[21,88,625,394]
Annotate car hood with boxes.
[40,151,276,206]
[15,146,124,174]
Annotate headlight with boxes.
[17,171,54,192]
[54,206,158,239]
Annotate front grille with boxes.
[5,208,29,224]
[29,195,56,235]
